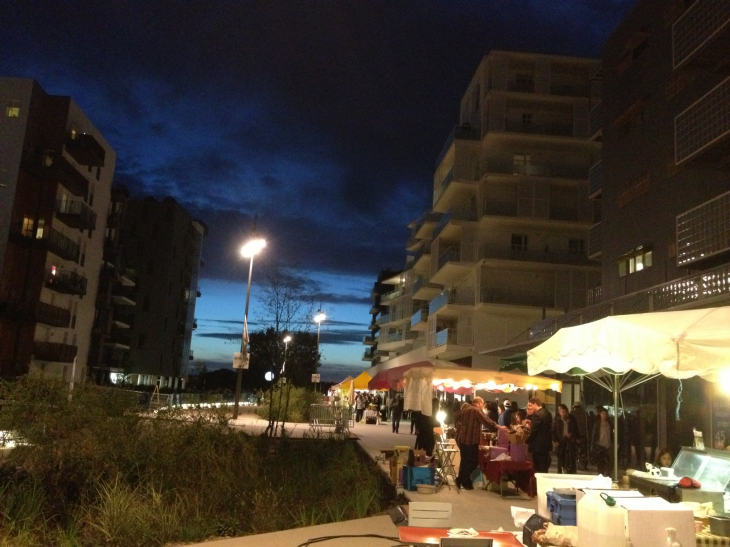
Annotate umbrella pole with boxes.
[613,374,619,481]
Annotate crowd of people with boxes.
[349,390,673,488]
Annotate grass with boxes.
[0,374,389,546]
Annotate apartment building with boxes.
[362,269,400,365]
[375,51,602,370]
[110,196,206,388]
[0,78,115,380]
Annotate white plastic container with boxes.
[534,473,604,519]
[577,491,631,547]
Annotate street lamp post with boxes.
[232,237,266,420]
[314,309,325,392]
[275,334,292,436]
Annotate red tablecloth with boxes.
[398,527,523,546]
[480,459,536,497]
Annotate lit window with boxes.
[36,219,45,239]
[6,106,19,117]
[617,247,653,277]
[21,217,34,237]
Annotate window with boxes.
[522,113,533,125]
[511,234,528,251]
[513,153,532,175]
[617,247,653,277]
[6,106,19,117]
[515,74,534,92]
[21,217,34,237]
[36,219,45,239]
[568,239,584,254]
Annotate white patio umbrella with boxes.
[527,306,730,479]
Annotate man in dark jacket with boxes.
[455,397,508,489]
[570,401,589,470]
[526,396,553,473]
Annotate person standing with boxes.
[570,401,589,470]
[454,397,507,490]
[553,404,578,474]
[355,394,365,423]
[391,394,404,433]
[592,409,613,477]
[526,397,553,473]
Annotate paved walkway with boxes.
[186,409,540,546]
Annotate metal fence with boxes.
[309,404,353,436]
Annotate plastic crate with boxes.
[547,491,576,526]
[403,466,435,491]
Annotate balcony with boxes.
[588,160,602,198]
[33,341,77,363]
[550,83,589,97]
[411,211,444,239]
[410,307,428,331]
[381,287,405,303]
[45,269,87,296]
[675,75,730,166]
[412,276,442,301]
[503,119,574,138]
[676,191,730,267]
[480,286,555,308]
[673,0,730,71]
[379,330,418,351]
[65,132,106,167]
[363,335,376,346]
[0,299,70,328]
[23,151,89,197]
[362,347,377,361]
[589,102,602,140]
[111,285,136,306]
[105,329,131,350]
[528,261,730,342]
[480,245,595,266]
[428,326,472,360]
[429,289,473,315]
[435,124,481,169]
[588,223,602,259]
[56,199,97,230]
[10,224,80,263]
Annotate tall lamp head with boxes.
[241,238,266,258]
[314,310,326,324]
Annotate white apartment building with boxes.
[372,51,602,371]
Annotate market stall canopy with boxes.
[404,363,561,394]
[527,306,730,382]
[352,371,372,390]
[526,305,730,478]
[333,376,354,390]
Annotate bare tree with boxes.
[256,262,318,334]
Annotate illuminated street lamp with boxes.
[232,236,266,420]
[313,309,325,392]
[275,333,293,436]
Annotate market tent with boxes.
[399,362,562,416]
[332,376,354,403]
[352,371,373,390]
[527,305,730,478]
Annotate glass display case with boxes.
[672,447,730,493]
[629,447,729,512]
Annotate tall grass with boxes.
[0,374,388,546]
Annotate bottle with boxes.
[666,527,681,547]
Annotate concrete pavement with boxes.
[191,408,538,546]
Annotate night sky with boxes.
[1,0,635,381]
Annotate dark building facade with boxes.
[96,195,206,388]
[0,78,115,381]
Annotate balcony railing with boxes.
[45,269,87,296]
[437,246,461,270]
[56,199,97,230]
[673,0,730,70]
[550,83,589,97]
[675,75,730,165]
[480,245,594,266]
[22,151,89,197]
[434,166,454,205]
[435,124,481,169]
[0,299,71,327]
[676,190,730,266]
[65,132,106,167]
[435,328,456,347]
[528,262,730,341]
[411,307,428,328]
[480,286,554,308]
[33,341,77,363]
[589,102,602,138]
[589,160,602,197]
[504,119,574,138]
[429,289,473,314]
[412,211,444,236]
[10,224,80,263]
[588,223,602,258]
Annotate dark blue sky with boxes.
[1,0,635,379]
